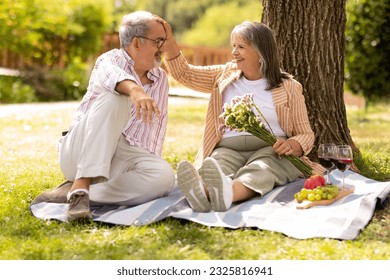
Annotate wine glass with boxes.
[334,145,353,188]
[318,143,336,185]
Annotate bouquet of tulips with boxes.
[220,94,313,178]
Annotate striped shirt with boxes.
[165,53,324,175]
[72,48,169,156]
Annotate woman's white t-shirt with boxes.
[222,76,286,138]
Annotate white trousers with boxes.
[59,91,175,206]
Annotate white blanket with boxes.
[30,170,390,240]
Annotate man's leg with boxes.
[89,136,175,206]
[59,92,131,221]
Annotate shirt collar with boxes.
[120,48,161,80]
[120,48,135,66]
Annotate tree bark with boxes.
[261,0,358,162]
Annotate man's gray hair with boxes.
[119,11,157,49]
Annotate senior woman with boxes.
[162,20,324,212]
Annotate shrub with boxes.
[0,76,36,103]
[21,58,89,102]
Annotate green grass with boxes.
[0,98,389,260]
[346,104,390,180]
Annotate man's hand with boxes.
[130,86,161,123]
[115,80,160,123]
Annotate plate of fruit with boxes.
[294,175,354,209]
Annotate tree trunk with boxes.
[261,0,358,163]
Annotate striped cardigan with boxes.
[165,53,324,175]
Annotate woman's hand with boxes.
[156,19,181,60]
[273,139,302,157]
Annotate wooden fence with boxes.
[0,32,231,72]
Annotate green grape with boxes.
[295,185,340,202]
[300,189,308,199]
[315,189,323,196]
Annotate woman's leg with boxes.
[234,146,300,197]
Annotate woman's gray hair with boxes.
[119,11,157,49]
[231,21,291,90]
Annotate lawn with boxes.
[0,96,389,260]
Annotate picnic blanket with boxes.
[29,170,390,240]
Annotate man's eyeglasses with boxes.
[137,36,166,49]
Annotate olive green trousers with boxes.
[200,135,300,196]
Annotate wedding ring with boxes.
[287,143,292,150]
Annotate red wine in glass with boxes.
[319,158,335,169]
[334,158,353,172]
[318,143,336,184]
[335,145,353,188]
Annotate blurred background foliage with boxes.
[135,0,261,47]
[0,0,389,104]
[0,0,113,65]
[345,0,390,105]
[180,0,261,47]
[0,0,112,101]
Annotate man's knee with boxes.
[155,161,175,193]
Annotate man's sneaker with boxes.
[177,160,211,212]
[30,181,72,205]
[67,191,92,222]
[201,157,233,212]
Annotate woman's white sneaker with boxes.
[201,157,233,212]
[177,160,211,212]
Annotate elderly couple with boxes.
[42,11,323,222]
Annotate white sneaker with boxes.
[201,157,233,211]
[177,160,211,212]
